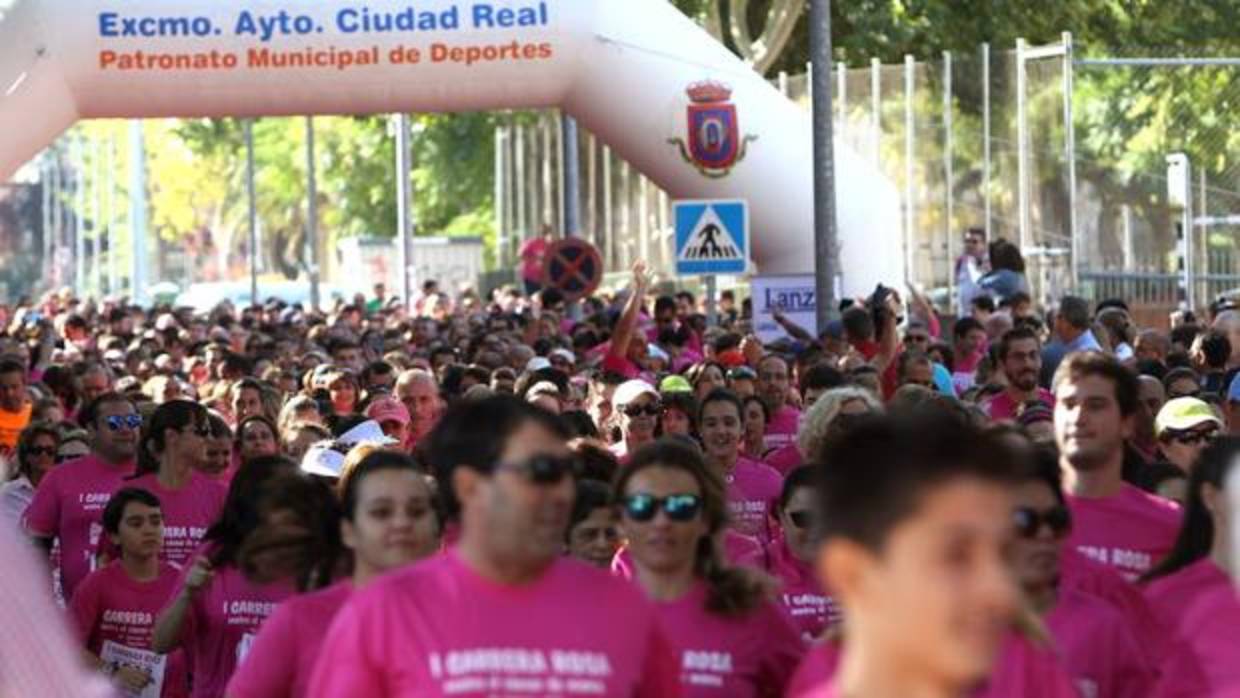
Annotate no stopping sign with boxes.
[542,238,603,301]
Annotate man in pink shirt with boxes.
[757,354,800,453]
[24,392,140,598]
[985,326,1055,422]
[308,396,680,697]
[1053,352,1182,580]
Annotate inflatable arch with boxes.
[0,0,903,292]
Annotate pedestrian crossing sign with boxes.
[673,200,749,275]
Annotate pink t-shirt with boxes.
[973,631,1082,698]
[519,237,550,283]
[788,632,1080,698]
[227,582,352,698]
[121,472,228,568]
[1058,548,1168,670]
[762,405,801,452]
[1064,484,1181,580]
[23,454,136,597]
[1144,558,1240,693]
[763,444,803,477]
[170,546,296,698]
[307,550,681,697]
[984,387,1055,422]
[766,539,839,643]
[1047,587,1156,698]
[725,457,783,546]
[69,560,189,698]
[654,581,804,697]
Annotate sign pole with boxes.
[305,116,321,310]
[705,275,718,327]
[810,0,839,330]
[561,112,583,320]
[395,114,414,311]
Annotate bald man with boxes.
[395,369,442,449]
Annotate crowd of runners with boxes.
[0,228,1239,697]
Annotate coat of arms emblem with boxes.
[668,80,757,178]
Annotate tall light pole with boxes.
[810,0,839,330]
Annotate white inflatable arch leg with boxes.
[0,0,903,291]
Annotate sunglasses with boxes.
[1167,428,1217,446]
[1012,506,1071,539]
[622,493,703,523]
[787,509,815,529]
[494,454,581,485]
[104,414,143,431]
[905,334,930,344]
[727,368,756,381]
[25,445,56,457]
[622,402,661,418]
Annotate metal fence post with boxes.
[837,61,847,135]
[944,50,955,301]
[1063,31,1079,289]
[1016,38,1030,253]
[904,54,915,284]
[982,42,992,240]
[871,57,881,166]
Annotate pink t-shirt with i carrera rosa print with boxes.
[124,472,227,568]
[725,457,783,546]
[307,549,681,697]
[653,581,803,697]
[23,454,135,597]
[1064,483,1181,581]
[168,544,296,698]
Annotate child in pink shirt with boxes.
[227,451,443,698]
[69,488,188,697]
[124,470,226,568]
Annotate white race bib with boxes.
[101,640,166,698]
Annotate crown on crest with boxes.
[686,80,733,103]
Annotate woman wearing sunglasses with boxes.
[697,389,783,547]
[226,451,440,698]
[126,401,228,569]
[1153,397,1223,474]
[765,466,839,643]
[1142,437,1240,693]
[0,421,59,527]
[1009,446,1156,698]
[610,379,661,460]
[616,439,803,697]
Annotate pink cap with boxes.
[365,396,410,425]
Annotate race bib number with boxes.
[101,640,166,698]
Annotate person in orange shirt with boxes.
[0,358,32,459]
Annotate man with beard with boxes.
[985,327,1054,422]
[1052,352,1181,581]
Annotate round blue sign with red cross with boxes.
[543,238,603,302]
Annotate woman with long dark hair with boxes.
[616,439,803,696]
[1142,437,1240,692]
[697,389,783,547]
[152,457,338,698]
[128,401,227,567]
[226,451,440,698]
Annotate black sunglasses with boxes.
[1167,428,1217,446]
[622,402,661,418]
[787,509,815,529]
[622,493,703,523]
[1012,506,1071,539]
[494,454,580,485]
[25,445,56,457]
